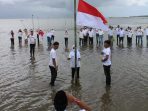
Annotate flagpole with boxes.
[74,0,77,79]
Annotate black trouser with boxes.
[96,34,99,45]
[72,67,80,79]
[108,35,113,46]
[49,66,57,85]
[11,38,14,46]
[117,35,119,45]
[84,36,88,45]
[79,38,84,46]
[30,44,35,57]
[18,37,22,45]
[37,34,40,45]
[103,65,111,85]
[89,37,93,45]
[51,35,54,41]
[147,36,148,45]
[119,37,124,44]
[136,36,138,44]
[128,38,132,45]
[65,38,68,48]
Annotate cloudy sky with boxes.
[0,0,148,19]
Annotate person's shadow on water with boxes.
[100,86,112,111]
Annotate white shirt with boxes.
[69,50,81,68]
[119,30,125,37]
[137,29,143,36]
[29,35,36,44]
[102,47,111,66]
[18,32,23,37]
[83,29,88,36]
[116,28,120,35]
[51,30,55,36]
[88,30,94,38]
[65,32,69,38]
[47,32,51,38]
[98,30,104,35]
[79,31,84,39]
[49,48,58,67]
[127,30,133,38]
[108,29,113,36]
[145,28,148,35]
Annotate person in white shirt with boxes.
[18,29,23,46]
[24,28,29,45]
[51,29,55,42]
[83,27,89,45]
[145,27,148,45]
[115,25,120,45]
[137,26,144,45]
[101,40,111,86]
[68,45,81,80]
[96,29,99,46]
[88,28,94,45]
[108,26,114,46]
[98,29,104,46]
[119,28,125,45]
[29,30,36,59]
[127,28,133,45]
[47,30,52,47]
[79,28,84,46]
[49,42,59,86]
[54,90,91,111]
[64,29,69,49]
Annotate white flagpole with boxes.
[74,0,77,79]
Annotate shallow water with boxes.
[0,18,148,111]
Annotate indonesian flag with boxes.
[77,0,109,31]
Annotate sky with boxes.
[0,0,148,19]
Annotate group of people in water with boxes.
[9,25,148,111]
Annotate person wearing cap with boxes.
[28,30,36,59]
[54,90,91,111]
[68,46,81,80]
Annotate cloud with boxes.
[0,0,148,18]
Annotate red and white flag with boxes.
[77,0,109,31]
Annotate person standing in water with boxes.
[51,29,55,42]
[64,29,69,49]
[115,25,120,45]
[98,29,104,46]
[145,26,148,46]
[47,30,52,47]
[10,30,14,46]
[68,45,81,80]
[18,29,23,46]
[108,26,114,46]
[119,28,125,45]
[79,28,84,46]
[49,42,59,86]
[88,28,94,45]
[127,28,133,46]
[96,29,99,46]
[101,40,111,86]
[24,29,29,45]
[29,30,36,59]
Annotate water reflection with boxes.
[100,86,112,111]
